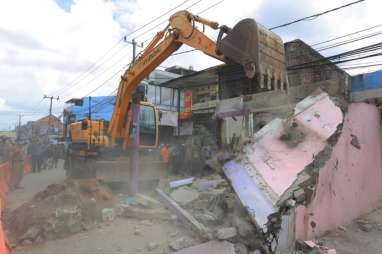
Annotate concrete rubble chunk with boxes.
[168,237,194,251]
[169,177,195,189]
[215,227,237,240]
[170,187,200,206]
[194,179,225,192]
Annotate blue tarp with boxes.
[70,96,115,121]
[352,70,382,92]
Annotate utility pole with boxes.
[43,95,59,135]
[124,37,143,63]
[17,114,22,141]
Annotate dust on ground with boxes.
[6,178,116,246]
[319,207,382,254]
[12,217,199,254]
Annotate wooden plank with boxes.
[156,188,211,240]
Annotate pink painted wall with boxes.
[248,94,343,196]
[295,103,382,239]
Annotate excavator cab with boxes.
[137,102,159,148]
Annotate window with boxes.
[160,87,172,106]
[139,105,156,146]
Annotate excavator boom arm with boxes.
[108,11,225,147]
[108,10,288,148]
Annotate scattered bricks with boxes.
[327,249,337,254]
[215,227,237,240]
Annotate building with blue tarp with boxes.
[67,96,115,122]
[351,70,382,101]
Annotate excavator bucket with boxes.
[218,19,288,90]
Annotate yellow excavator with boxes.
[64,10,288,187]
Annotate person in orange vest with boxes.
[160,144,169,164]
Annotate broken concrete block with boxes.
[293,188,306,203]
[194,179,224,192]
[168,237,193,251]
[169,177,195,189]
[170,187,199,206]
[215,227,237,240]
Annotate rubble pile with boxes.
[157,173,268,253]
[6,179,116,245]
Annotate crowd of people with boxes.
[27,138,63,173]
[160,140,213,176]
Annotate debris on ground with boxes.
[169,177,195,189]
[215,227,237,240]
[118,205,173,221]
[170,187,200,206]
[171,240,236,254]
[6,179,116,246]
[168,236,196,251]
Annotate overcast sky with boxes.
[0,0,381,130]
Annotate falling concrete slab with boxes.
[222,89,382,251]
[222,90,344,251]
[246,91,343,196]
[171,240,235,254]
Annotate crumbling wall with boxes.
[294,103,382,239]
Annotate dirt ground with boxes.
[318,207,382,254]
[13,218,198,254]
[6,161,382,254]
[5,162,200,254]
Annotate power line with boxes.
[288,42,382,70]
[270,0,366,30]
[311,23,382,47]
[75,0,224,107]
[51,0,199,98]
[50,39,125,96]
[139,0,204,44]
[316,31,382,51]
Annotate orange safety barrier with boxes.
[0,162,11,254]
[23,155,31,175]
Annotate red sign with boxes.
[179,89,192,120]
